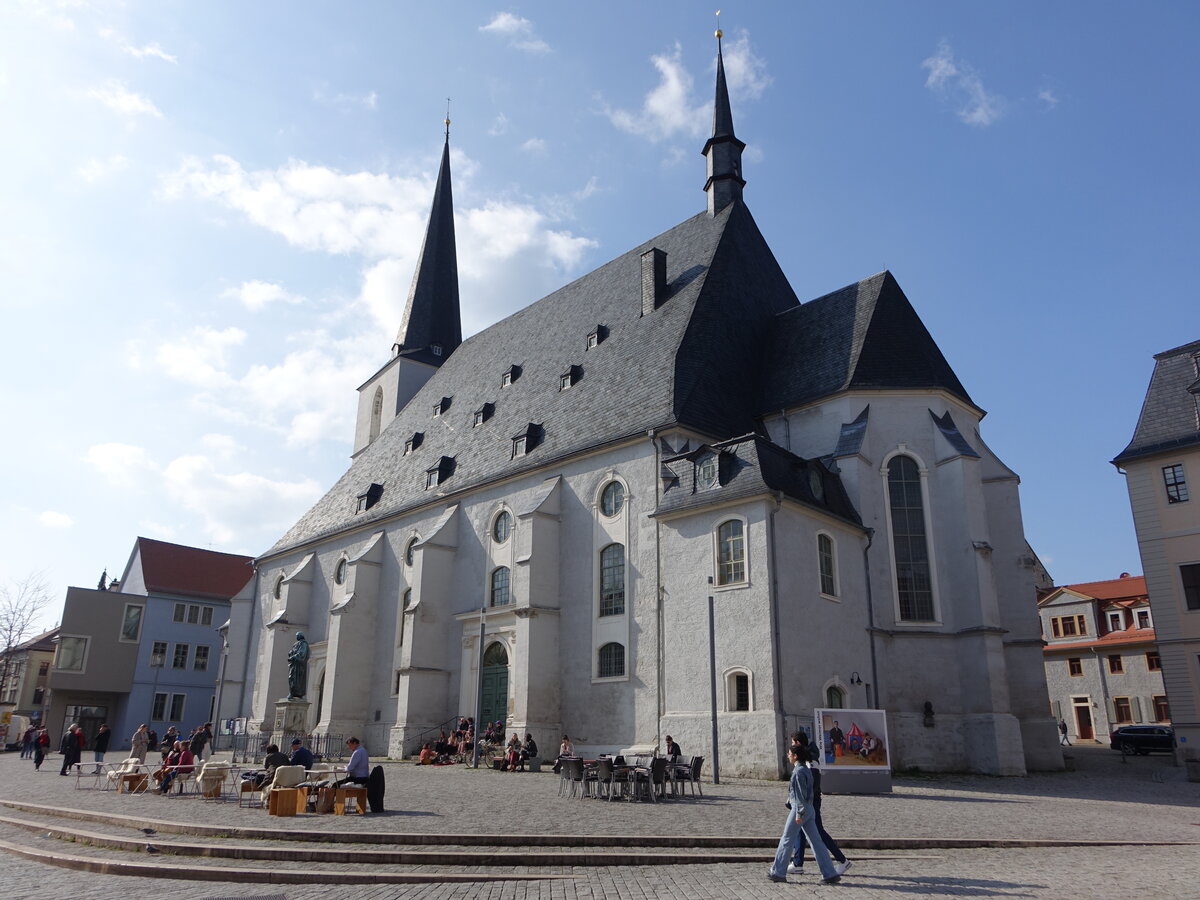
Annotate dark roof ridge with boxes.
[1154,338,1200,360]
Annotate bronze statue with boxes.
[287,631,310,699]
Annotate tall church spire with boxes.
[395,115,462,364]
[702,24,746,216]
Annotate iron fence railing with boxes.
[222,731,347,765]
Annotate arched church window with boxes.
[599,544,625,616]
[817,533,837,597]
[272,575,284,600]
[826,686,845,709]
[490,567,511,607]
[404,537,418,567]
[597,642,625,678]
[334,558,348,585]
[369,387,383,443]
[716,519,746,585]
[483,641,508,667]
[887,455,935,620]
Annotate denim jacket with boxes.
[788,759,815,820]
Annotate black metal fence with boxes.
[220,731,347,765]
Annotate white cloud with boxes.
[921,41,1003,127]
[154,326,245,388]
[77,154,128,182]
[480,12,551,53]
[313,87,378,111]
[488,113,509,136]
[200,433,243,460]
[604,33,770,143]
[125,42,176,63]
[1037,88,1059,110]
[162,455,322,544]
[86,79,162,118]
[84,442,157,489]
[223,280,305,311]
[521,137,546,154]
[38,511,74,529]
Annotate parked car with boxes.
[1109,725,1175,755]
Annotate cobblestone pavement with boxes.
[0,744,1196,899]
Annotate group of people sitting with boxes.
[416,718,539,769]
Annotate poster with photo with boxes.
[815,708,890,771]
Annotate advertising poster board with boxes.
[814,708,892,793]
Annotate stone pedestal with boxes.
[273,698,310,736]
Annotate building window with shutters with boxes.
[1113,696,1133,724]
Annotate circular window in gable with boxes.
[697,455,718,489]
[334,558,348,585]
[492,510,512,544]
[600,481,625,517]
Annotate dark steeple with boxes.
[702,27,746,216]
[395,119,462,365]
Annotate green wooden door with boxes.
[480,642,509,725]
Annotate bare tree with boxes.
[0,573,53,704]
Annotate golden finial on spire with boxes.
[445,97,451,138]
[715,9,722,40]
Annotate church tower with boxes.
[702,26,746,216]
[353,120,462,456]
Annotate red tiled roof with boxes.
[137,537,254,601]
[1044,627,1157,652]
[1058,575,1147,602]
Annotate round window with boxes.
[697,455,718,489]
[334,558,348,585]
[403,588,413,609]
[405,537,418,567]
[272,575,284,600]
[600,481,625,517]
[492,510,512,544]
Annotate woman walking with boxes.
[767,744,840,884]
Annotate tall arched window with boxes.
[599,543,625,616]
[726,669,752,711]
[817,533,837,597]
[598,642,625,678]
[490,566,511,607]
[716,519,746,585]
[826,686,845,708]
[887,455,935,620]
[369,386,383,442]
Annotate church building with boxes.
[240,36,1062,777]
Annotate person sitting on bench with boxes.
[335,736,370,787]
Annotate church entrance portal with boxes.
[480,642,509,725]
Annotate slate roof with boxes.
[655,434,861,525]
[136,537,254,601]
[13,628,59,653]
[1113,339,1200,464]
[759,271,974,413]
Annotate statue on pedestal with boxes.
[287,631,310,699]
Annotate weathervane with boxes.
[715,9,722,42]
[445,97,451,138]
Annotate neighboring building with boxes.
[1039,574,1169,743]
[48,538,253,749]
[1114,339,1200,762]
[0,628,58,722]
[235,37,1061,777]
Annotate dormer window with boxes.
[424,456,455,489]
[356,482,384,512]
[502,365,522,387]
[586,325,607,350]
[473,402,495,427]
[559,365,582,390]
[511,423,543,459]
[431,343,443,357]
[432,396,452,417]
[404,432,424,455]
[696,454,718,489]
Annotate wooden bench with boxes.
[268,786,307,817]
[334,786,367,815]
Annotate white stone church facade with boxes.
[237,41,1062,778]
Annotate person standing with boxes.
[34,727,49,770]
[1059,720,1071,747]
[131,724,150,763]
[191,723,212,762]
[59,724,83,776]
[768,744,840,884]
[92,724,111,773]
[788,732,850,877]
[21,726,35,759]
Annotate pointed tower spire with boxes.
[394,109,462,364]
[702,20,746,215]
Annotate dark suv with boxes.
[1109,725,1175,755]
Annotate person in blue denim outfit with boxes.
[767,745,840,884]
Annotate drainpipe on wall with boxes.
[767,490,786,774]
[648,428,664,748]
[862,528,881,709]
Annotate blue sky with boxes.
[2,1,1197,630]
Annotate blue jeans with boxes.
[770,807,838,879]
[793,774,845,867]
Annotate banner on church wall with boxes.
[814,708,890,771]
